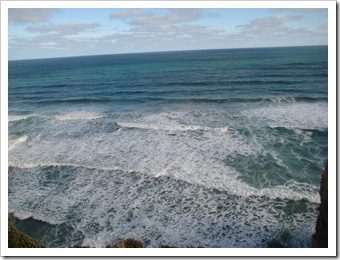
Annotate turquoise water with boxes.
[8,46,328,248]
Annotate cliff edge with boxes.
[312,162,328,248]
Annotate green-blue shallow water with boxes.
[8,46,328,248]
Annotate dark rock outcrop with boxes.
[312,162,328,248]
[106,238,144,248]
[8,217,46,248]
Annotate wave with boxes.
[246,101,327,130]
[8,115,33,122]
[56,112,105,121]
[9,160,320,248]
[9,135,28,150]
[20,95,327,107]
[9,209,65,225]
[117,121,230,133]
[9,163,124,173]
[215,96,326,104]
[33,98,113,105]
[176,96,326,104]
[255,181,320,204]
[268,125,328,133]
[167,79,313,86]
[8,162,320,204]
[9,112,109,122]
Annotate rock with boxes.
[106,238,144,248]
[8,217,46,248]
[312,162,328,248]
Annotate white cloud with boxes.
[109,9,149,19]
[227,14,327,48]
[9,8,60,23]
[134,9,204,25]
[236,15,302,36]
[9,20,230,59]
[318,24,328,31]
[269,8,326,13]
[110,9,205,25]
[105,9,224,51]
[26,23,101,35]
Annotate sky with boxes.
[8,8,328,60]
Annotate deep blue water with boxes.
[8,46,328,248]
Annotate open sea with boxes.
[8,46,328,248]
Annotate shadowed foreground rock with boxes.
[312,162,328,248]
[8,217,45,248]
[106,238,144,248]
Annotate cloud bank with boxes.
[110,9,206,25]
[9,8,60,23]
[8,8,328,60]
[26,23,101,35]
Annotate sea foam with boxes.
[245,102,328,130]
[9,110,320,203]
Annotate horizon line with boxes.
[9,44,328,62]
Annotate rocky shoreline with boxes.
[8,218,194,248]
[8,217,145,248]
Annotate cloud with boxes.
[106,8,221,51]
[106,8,220,52]
[269,8,326,13]
[9,19,230,60]
[9,8,60,23]
[133,9,204,25]
[26,23,101,35]
[110,9,205,25]
[9,33,101,59]
[109,9,149,19]
[226,14,327,48]
[318,23,328,31]
[128,24,226,40]
[236,15,302,36]
[8,9,327,60]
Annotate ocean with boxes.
[8,46,328,248]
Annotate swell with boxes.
[8,163,320,204]
[116,121,230,133]
[20,96,327,106]
[9,115,34,122]
[267,126,328,134]
[33,98,112,105]
[8,163,123,173]
[191,96,327,103]
[164,79,321,87]
[9,113,328,134]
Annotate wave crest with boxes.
[9,163,320,204]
